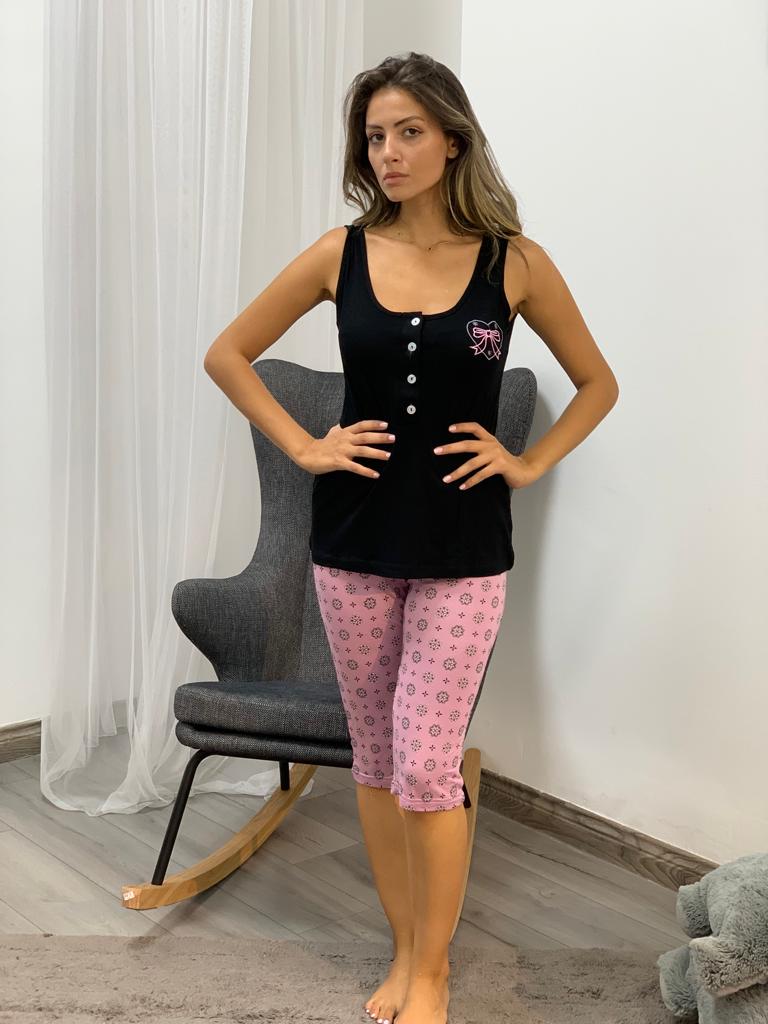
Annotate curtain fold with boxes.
[40,0,361,817]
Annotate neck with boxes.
[390,194,462,246]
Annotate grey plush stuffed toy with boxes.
[657,852,768,1022]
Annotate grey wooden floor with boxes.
[0,755,688,953]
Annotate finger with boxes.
[442,457,486,483]
[350,445,392,461]
[354,419,390,431]
[433,441,479,454]
[448,421,485,437]
[456,467,496,490]
[344,460,382,479]
[353,430,396,444]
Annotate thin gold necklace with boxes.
[389,228,472,254]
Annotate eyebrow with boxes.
[365,115,425,130]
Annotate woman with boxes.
[205,51,618,1024]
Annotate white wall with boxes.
[363,0,462,70]
[3,0,766,864]
[0,0,48,735]
[461,0,768,862]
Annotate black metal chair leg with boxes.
[151,748,211,885]
[279,759,291,790]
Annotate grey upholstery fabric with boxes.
[175,678,351,744]
[174,721,355,768]
[172,357,537,771]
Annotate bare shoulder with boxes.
[506,232,547,274]
[314,224,350,304]
[505,234,562,307]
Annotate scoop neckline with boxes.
[359,226,489,320]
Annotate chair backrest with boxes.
[173,357,536,694]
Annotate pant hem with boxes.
[351,773,467,812]
[395,798,467,813]
[351,770,394,789]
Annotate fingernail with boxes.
[443,475,451,482]
[380,422,388,427]
[449,425,456,431]
[388,434,395,440]
[434,446,443,453]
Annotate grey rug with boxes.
[0,934,676,1023]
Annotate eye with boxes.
[367,127,421,143]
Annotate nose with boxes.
[380,135,401,163]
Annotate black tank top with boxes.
[309,223,518,579]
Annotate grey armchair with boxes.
[122,357,536,938]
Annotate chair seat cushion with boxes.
[173,679,350,745]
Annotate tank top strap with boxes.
[478,231,508,290]
[333,224,357,316]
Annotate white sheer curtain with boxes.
[40,0,362,816]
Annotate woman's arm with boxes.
[203,228,346,466]
[514,238,620,479]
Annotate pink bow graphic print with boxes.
[466,319,503,360]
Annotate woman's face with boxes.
[364,87,458,201]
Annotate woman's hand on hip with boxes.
[298,420,395,478]
[433,421,541,490]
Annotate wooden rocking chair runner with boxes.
[122,357,537,941]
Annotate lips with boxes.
[384,174,406,182]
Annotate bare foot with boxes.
[364,954,411,1023]
[394,967,450,1024]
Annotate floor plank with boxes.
[0,756,687,953]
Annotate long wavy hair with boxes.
[341,51,529,280]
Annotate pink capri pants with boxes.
[311,563,507,812]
